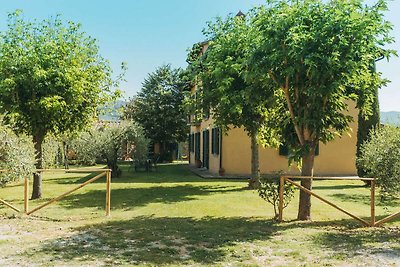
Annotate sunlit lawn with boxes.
[0,162,399,266]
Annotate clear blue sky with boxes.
[0,0,399,111]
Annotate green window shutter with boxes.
[192,134,195,152]
[195,133,200,160]
[216,128,220,155]
[189,134,192,152]
[211,128,215,154]
[315,143,320,156]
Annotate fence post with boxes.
[370,179,376,227]
[278,176,284,222]
[106,170,111,216]
[24,177,29,214]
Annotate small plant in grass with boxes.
[258,173,295,220]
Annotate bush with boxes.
[258,174,295,220]
[0,123,35,186]
[358,125,400,199]
[72,121,149,177]
[42,135,63,168]
[70,131,97,166]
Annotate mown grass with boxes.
[0,162,399,266]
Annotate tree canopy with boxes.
[124,64,188,160]
[0,11,123,198]
[249,0,395,219]
[188,13,282,187]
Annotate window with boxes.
[211,128,220,155]
[195,132,201,160]
[189,134,195,153]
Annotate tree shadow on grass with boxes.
[313,184,365,190]
[331,193,400,208]
[313,226,400,260]
[30,216,400,266]
[49,163,247,185]
[33,216,275,265]
[58,184,246,210]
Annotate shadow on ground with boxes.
[59,184,246,210]
[29,216,400,266]
[50,163,247,185]
[313,226,400,260]
[33,216,275,265]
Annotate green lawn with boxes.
[0,163,399,266]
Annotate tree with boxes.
[189,13,281,188]
[356,63,381,179]
[124,65,188,161]
[358,125,400,199]
[0,121,35,187]
[250,0,395,220]
[0,11,121,199]
[72,121,149,177]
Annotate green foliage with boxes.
[124,64,188,155]
[190,14,281,146]
[0,10,121,137]
[356,85,380,177]
[72,121,149,177]
[0,10,124,197]
[0,122,35,186]
[70,131,97,166]
[250,0,396,161]
[42,135,63,168]
[258,175,295,219]
[358,126,400,199]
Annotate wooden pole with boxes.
[27,172,106,215]
[370,179,376,227]
[106,170,111,216]
[286,178,370,226]
[0,198,20,213]
[24,177,29,214]
[278,176,285,222]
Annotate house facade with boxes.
[188,45,359,177]
[189,107,358,177]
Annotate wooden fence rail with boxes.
[0,168,111,216]
[278,175,400,227]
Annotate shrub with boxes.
[358,125,400,199]
[0,123,35,186]
[42,135,63,168]
[70,131,97,166]
[72,121,149,177]
[258,174,295,220]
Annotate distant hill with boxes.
[98,100,126,122]
[381,111,400,125]
[98,106,400,124]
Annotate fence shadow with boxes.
[58,184,245,210]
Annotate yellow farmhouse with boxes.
[188,45,359,177]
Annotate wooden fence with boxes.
[0,168,111,216]
[278,175,400,227]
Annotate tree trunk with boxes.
[297,148,315,220]
[63,141,69,170]
[249,130,260,189]
[107,158,120,178]
[32,133,45,199]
